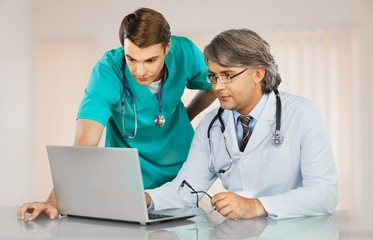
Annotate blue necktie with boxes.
[239,115,252,152]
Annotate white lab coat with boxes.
[147,91,339,219]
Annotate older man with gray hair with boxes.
[145,28,339,220]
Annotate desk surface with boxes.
[1,206,350,239]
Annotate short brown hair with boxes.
[119,8,171,48]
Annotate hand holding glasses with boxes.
[178,180,215,213]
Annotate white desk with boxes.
[1,206,349,239]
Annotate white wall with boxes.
[1,0,372,232]
[0,0,37,203]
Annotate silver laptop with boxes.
[46,145,196,225]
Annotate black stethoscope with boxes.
[206,89,283,174]
[120,58,167,138]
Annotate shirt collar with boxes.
[233,93,269,124]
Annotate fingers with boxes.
[28,206,43,221]
[44,206,58,220]
[17,203,33,220]
[17,202,58,221]
[211,193,232,217]
[211,192,227,206]
[214,200,234,219]
[211,192,254,219]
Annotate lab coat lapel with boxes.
[244,92,277,153]
[221,110,240,153]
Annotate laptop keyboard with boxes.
[148,213,172,220]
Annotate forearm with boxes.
[74,119,104,146]
[146,181,188,210]
[258,183,338,219]
[186,89,216,121]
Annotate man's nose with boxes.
[213,78,225,91]
[136,63,146,76]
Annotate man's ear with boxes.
[254,66,266,83]
[165,40,171,55]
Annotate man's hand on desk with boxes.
[211,192,268,220]
[17,201,58,221]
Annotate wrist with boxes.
[254,198,268,217]
[45,199,58,209]
[145,192,152,207]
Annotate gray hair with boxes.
[204,29,281,93]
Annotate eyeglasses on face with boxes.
[205,68,249,84]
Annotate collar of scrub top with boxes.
[120,57,168,138]
[120,57,168,128]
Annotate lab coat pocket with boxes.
[260,146,292,186]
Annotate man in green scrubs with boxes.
[17,7,215,221]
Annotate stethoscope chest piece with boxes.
[154,114,165,127]
[272,129,283,145]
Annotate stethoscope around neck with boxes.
[206,89,283,174]
[119,58,167,138]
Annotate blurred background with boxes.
[1,0,372,237]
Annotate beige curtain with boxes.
[262,29,357,216]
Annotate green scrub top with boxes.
[77,35,212,189]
